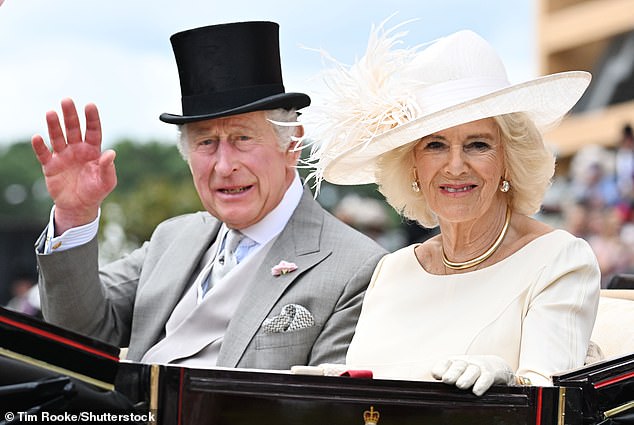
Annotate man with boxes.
[31,21,385,369]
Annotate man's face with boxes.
[184,111,300,229]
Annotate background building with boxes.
[538,0,634,159]
[535,0,634,289]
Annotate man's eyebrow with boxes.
[190,123,258,135]
[229,123,257,132]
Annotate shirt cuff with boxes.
[43,206,100,254]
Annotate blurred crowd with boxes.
[560,124,634,288]
[3,272,40,317]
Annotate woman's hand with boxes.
[31,98,117,235]
[431,355,516,396]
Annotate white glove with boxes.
[431,355,516,396]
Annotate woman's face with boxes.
[413,118,506,224]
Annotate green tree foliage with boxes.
[101,140,202,246]
[0,139,201,251]
[0,141,51,228]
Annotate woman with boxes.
[308,26,601,396]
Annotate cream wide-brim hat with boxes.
[309,27,591,186]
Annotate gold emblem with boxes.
[363,406,380,424]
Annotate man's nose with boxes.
[213,141,239,175]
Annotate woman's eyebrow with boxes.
[421,132,494,141]
[465,132,495,140]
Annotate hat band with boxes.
[413,76,509,116]
[182,83,285,116]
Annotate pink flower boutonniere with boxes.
[271,260,298,276]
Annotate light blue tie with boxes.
[213,228,243,277]
[201,229,244,295]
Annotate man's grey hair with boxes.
[176,108,300,160]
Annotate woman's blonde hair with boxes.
[375,113,556,228]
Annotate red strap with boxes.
[340,370,373,378]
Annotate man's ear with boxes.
[286,125,304,163]
[288,125,305,151]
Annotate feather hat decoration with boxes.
[305,18,424,190]
[306,20,591,188]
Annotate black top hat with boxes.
[160,21,311,124]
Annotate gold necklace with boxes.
[442,205,511,270]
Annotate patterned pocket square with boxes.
[262,304,315,333]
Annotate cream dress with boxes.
[346,229,600,385]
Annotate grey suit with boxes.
[36,189,386,369]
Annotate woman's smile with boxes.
[440,184,478,195]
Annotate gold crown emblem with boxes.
[363,406,380,425]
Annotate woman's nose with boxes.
[444,147,467,175]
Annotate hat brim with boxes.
[159,92,311,124]
[323,71,591,185]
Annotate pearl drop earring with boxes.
[411,168,421,193]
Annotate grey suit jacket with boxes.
[36,189,386,369]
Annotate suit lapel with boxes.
[129,212,221,359]
[217,190,331,367]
